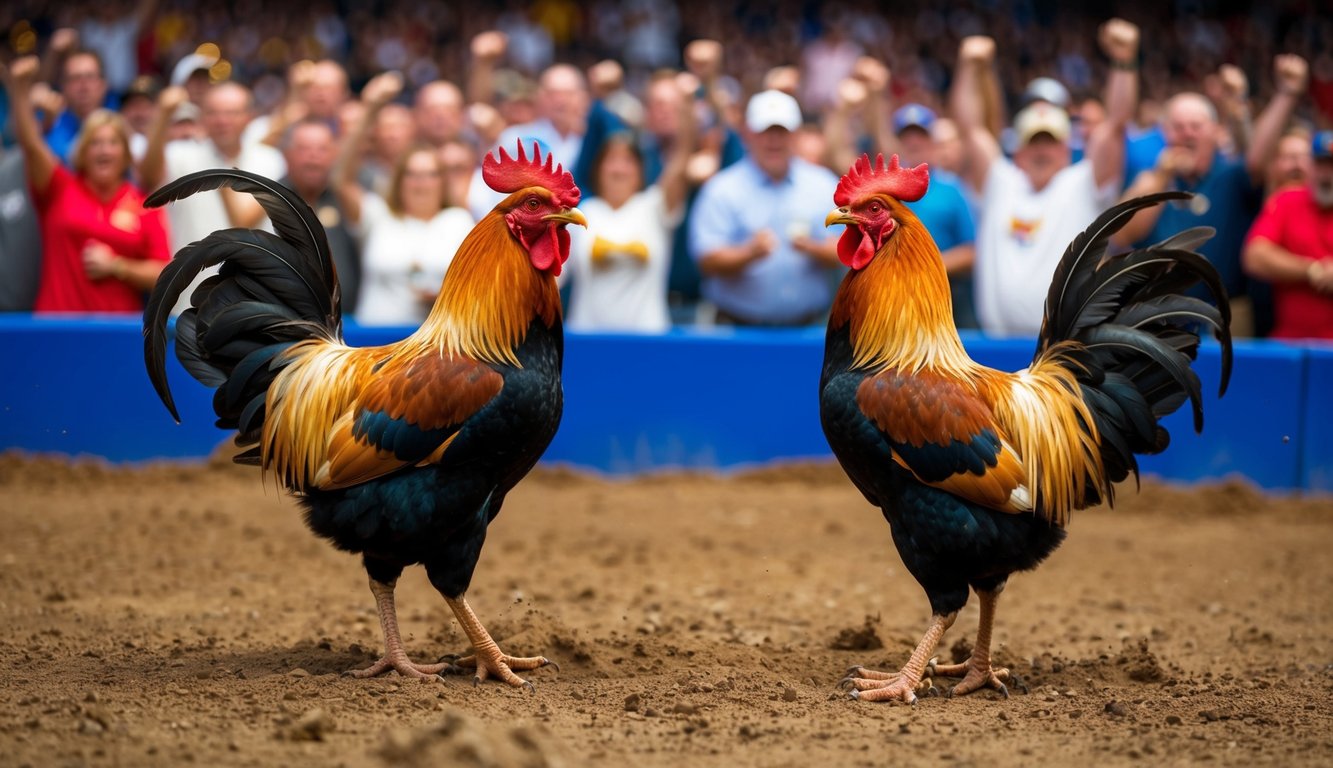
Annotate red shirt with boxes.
[31,165,171,313]
[1245,186,1333,340]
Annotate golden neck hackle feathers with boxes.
[417,194,562,367]
[831,204,975,378]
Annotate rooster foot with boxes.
[927,657,1022,698]
[839,666,935,704]
[345,652,448,681]
[447,649,557,689]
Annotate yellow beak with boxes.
[825,207,855,228]
[544,207,588,228]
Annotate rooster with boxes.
[820,154,1231,703]
[142,143,585,687]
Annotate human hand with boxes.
[1309,260,1333,294]
[30,82,65,115]
[685,39,723,82]
[2,56,41,89]
[853,57,890,93]
[362,71,403,108]
[959,36,996,66]
[51,28,80,55]
[467,102,505,144]
[288,59,316,93]
[1155,146,1194,177]
[588,60,623,98]
[1274,54,1309,96]
[750,230,778,260]
[835,78,868,111]
[82,241,120,281]
[1218,64,1248,103]
[1098,18,1140,64]
[471,31,508,64]
[764,66,800,94]
[157,84,189,114]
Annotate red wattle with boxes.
[838,227,876,270]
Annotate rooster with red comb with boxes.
[820,154,1231,702]
[142,141,585,688]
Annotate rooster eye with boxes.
[868,202,883,215]
[525,197,541,211]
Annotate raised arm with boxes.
[660,73,700,215]
[138,85,188,192]
[1087,18,1140,188]
[1247,55,1309,180]
[950,36,1002,193]
[466,31,507,106]
[823,78,867,175]
[857,57,900,166]
[333,71,403,227]
[0,57,58,194]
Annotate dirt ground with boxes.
[2,451,1331,768]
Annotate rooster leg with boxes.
[347,579,449,681]
[444,596,555,689]
[926,589,1018,698]
[841,612,957,704]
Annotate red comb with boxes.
[482,141,581,208]
[834,153,930,206]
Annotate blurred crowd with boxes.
[2,0,1332,339]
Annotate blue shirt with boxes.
[905,169,977,328]
[1124,126,1165,192]
[689,157,840,324]
[1141,152,1261,298]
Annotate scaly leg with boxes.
[444,596,556,689]
[927,589,1019,698]
[841,612,957,704]
[347,579,449,680]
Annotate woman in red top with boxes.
[3,55,170,313]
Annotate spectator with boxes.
[244,59,351,149]
[414,80,468,150]
[1112,55,1309,330]
[141,82,286,253]
[225,118,363,316]
[77,0,160,97]
[689,89,841,326]
[497,63,589,170]
[2,57,169,313]
[118,75,159,164]
[563,74,696,333]
[46,47,113,165]
[362,103,416,196]
[1241,130,1333,340]
[1264,128,1313,197]
[953,21,1139,337]
[334,72,473,327]
[886,104,979,329]
[0,142,43,311]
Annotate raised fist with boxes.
[959,37,996,66]
[471,31,508,63]
[157,84,190,113]
[853,57,890,93]
[685,39,723,81]
[361,71,403,108]
[1274,54,1309,96]
[1098,18,1140,64]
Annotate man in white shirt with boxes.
[140,80,286,313]
[951,21,1139,337]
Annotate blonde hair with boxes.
[71,109,132,177]
[386,144,448,216]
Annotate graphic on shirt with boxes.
[1008,216,1041,246]
[111,206,141,233]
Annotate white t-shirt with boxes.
[353,192,473,327]
[974,158,1118,337]
[163,139,287,315]
[564,186,679,333]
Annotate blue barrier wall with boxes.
[0,316,1326,491]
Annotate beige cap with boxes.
[1014,102,1071,145]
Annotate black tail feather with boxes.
[1035,192,1232,504]
[142,170,341,437]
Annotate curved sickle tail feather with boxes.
[1035,192,1233,503]
[142,169,342,460]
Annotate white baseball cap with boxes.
[745,89,802,133]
